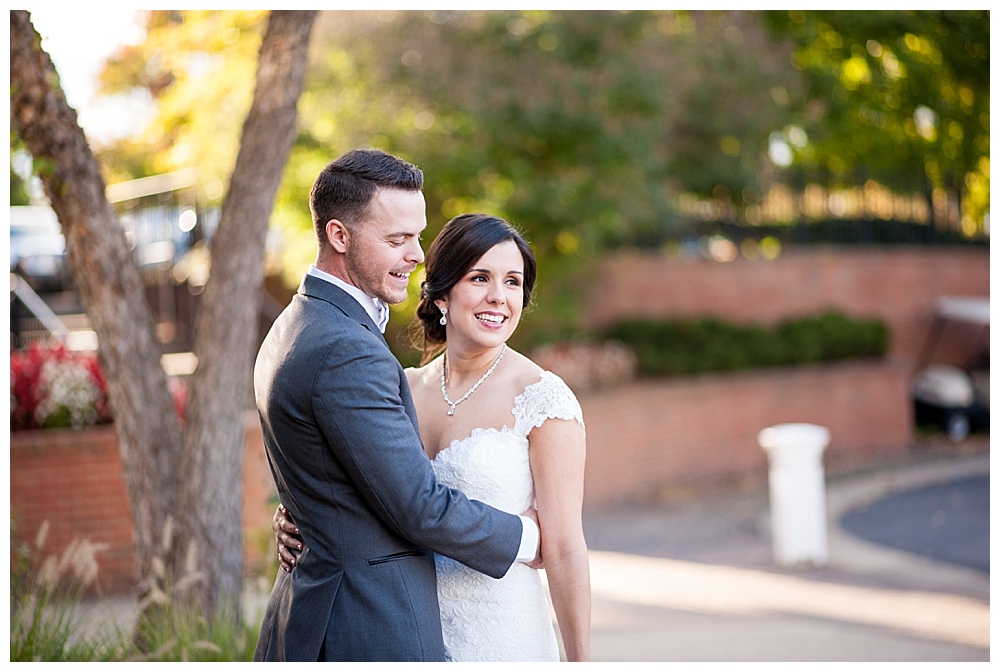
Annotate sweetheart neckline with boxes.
[430,426,525,462]
[428,372,557,461]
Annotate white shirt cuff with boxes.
[515,515,540,563]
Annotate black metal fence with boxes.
[623,218,989,250]
[702,219,988,247]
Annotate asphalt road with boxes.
[840,473,989,572]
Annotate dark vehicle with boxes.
[912,297,989,442]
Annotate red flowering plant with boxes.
[11,343,189,431]
[11,343,113,431]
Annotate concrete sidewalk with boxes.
[583,445,990,661]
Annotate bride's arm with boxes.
[530,417,590,662]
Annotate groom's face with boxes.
[345,187,427,305]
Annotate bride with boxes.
[275,213,590,661]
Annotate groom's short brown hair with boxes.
[310,148,424,242]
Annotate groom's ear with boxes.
[325,219,349,254]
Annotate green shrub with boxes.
[605,311,890,377]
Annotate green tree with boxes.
[352,11,797,245]
[659,12,803,212]
[96,11,267,189]
[305,10,799,344]
[91,10,809,344]
[764,10,989,232]
[340,10,682,344]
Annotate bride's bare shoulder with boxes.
[404,357,442,390]
[503,348,546,390]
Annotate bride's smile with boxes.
[436,239,524,355]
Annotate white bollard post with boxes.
[758,423,831,568]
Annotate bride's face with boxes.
[437,240,524,351]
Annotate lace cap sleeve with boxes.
[512,370,585,438]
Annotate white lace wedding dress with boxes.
[431,371,585,662]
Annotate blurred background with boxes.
[12,9,989,354]
[9,9,990,660]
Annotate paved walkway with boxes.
[583,444,989,661]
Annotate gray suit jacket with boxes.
[252,275,522,661]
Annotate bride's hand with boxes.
[273,504,304,572]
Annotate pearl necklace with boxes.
[440,344,507,416]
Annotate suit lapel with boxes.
[298,274,389,349]
[298,274,419,431]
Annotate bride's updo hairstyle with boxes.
[414,213,536,363]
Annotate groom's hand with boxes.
[521,506,544,569]
[273,504,305,572]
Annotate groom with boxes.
[252,149,539,661]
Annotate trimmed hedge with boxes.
[604,311,890,377]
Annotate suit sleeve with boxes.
[311,335,521,579]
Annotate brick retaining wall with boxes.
[580,360,913,507]
[10,412,276,595]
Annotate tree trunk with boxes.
[10,9,184,593]
[11,9,318,619]
[176,10,318,614]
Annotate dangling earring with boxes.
[439,307,448,326]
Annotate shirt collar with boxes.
[306,265,389,333]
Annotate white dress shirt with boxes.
[306,265,389,332]
[301,267,539,564]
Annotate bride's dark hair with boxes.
[412,213,536,364]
